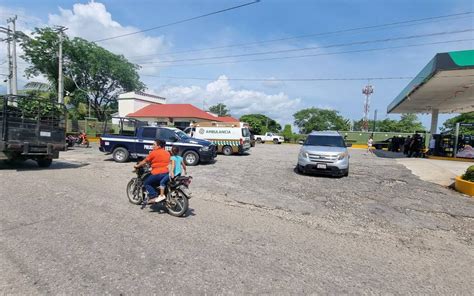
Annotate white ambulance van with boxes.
[184,122,251,155]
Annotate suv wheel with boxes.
[273,139,279,144]
[256,138,262,143]
[297,164,304,174]
[183,150,199,166]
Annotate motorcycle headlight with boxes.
[200,146,209,151]
[337,152,348,160]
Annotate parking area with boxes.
[1,144,473,294]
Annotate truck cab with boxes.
[0,95,66,167]
[99,118,216,166]
[255,132,285,144]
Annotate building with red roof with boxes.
[127,103,239,129]
[118,91,239,129]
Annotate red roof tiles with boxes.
[127,104,238,122]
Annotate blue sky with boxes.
[1,0,473,130]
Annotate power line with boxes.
[93,0,260,42]
[141,74,474,82]
[128,11,473,59]
[136,29,473,64]
[140,38,474,68]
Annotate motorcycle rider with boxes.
[134,139,170,204]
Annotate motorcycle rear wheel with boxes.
[166,190,189,217]
[127,178,143,205]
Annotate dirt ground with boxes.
[1,144,473,294]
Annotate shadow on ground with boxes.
[373,150,414,159]
[149,203,196,218]
[0,160,89,171]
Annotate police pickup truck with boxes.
[99,123,216,166]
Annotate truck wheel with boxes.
[183,150,199,166]
[37,158,53,168]
[273,139,279,144]
[256,138,262,143]
[113,147,129,163]
[222,145,233,156]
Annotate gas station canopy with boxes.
[387,50,474,114]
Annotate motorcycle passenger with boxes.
[134,139,170,204]
[170,146,186,179]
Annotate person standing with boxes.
[429,137,436,155]
[403,136,412,155]
[367,136,374,154]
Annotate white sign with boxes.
[40,131,51,137]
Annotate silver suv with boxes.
[297,131,350,177]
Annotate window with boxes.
[304,135,345,147]
[157,128,178,142]
[142,128,157,139]
[241,128,250,137]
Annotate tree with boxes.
[293,108,350,134]
[282,124,293,142]
[209,103,230,116]
[396,114,425,133]
[353,118,399,132]
[441,112,474,135]
[21,27,145,121]
[353,115,424,132]
[240,114,281,135]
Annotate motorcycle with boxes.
[66,133,89,148]
[126,165,192,217]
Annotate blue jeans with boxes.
[144,173,169,198]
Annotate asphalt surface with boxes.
[1,144,473,294]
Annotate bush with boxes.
[462,165,474,182]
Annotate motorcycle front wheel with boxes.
[127,178,143,205]
[166,190,189,217]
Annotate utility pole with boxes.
[56,26,68,104]
[6,16,17,95]
[372,109,378,132]
[1,25,13,94]
[362,83,374,132]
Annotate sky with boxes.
[1,0,473,131]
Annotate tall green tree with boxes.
[441,112,474,135]
[208,103,230,116]
[240,114,281,135]
[353,118,399,132]
[21,27,145,121]
[282,124,293,142]
[293,108,350,134]
[353,115,424,132]
[396,114,425,133]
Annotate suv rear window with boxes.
[304,135,345,147]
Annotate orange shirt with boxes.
[146,148,170,175]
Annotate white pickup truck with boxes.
[254,132,284,144]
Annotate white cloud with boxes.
[156,75,301,125]
[47,1,168,75]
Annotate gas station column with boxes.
[430,108,439,137]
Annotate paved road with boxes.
[1,145,473,294]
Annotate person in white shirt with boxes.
[367,137,374,153]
